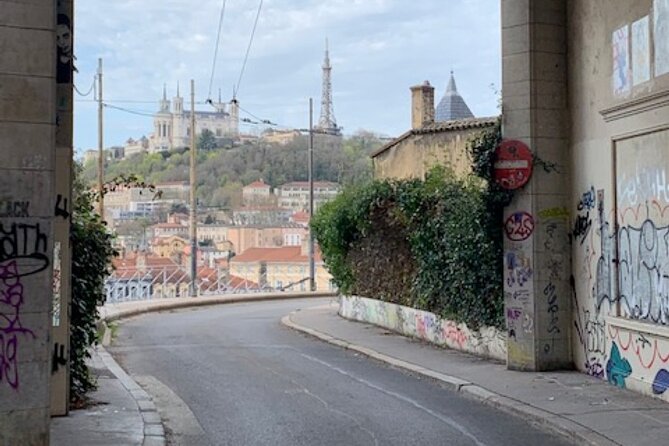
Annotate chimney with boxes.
[410,81,435,129]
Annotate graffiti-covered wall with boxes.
[0,0,57,443]
[340,296,507,361]
[569,0,669,400]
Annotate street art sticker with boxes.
[504,212,534,242]
[613,25,631,96]
[632,16,651,85]
[655,0,669,76]
[52,242,61,327]
[340,296,506,361]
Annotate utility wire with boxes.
[103,103,155,118]
[74,77,96,97]
[207,0,228,101]
[234,0,263,99]
[237,104,276,125]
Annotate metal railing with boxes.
[104,266,274,303]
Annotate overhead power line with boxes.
[74,77,96,97]
[234,0,263,99]
[103,103,155,118]
[207,0,228,101]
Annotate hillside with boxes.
[82,131,384,207]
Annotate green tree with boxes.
[198,128,218,151]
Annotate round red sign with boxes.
[493,140,533,190]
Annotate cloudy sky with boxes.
[74,0,500,151]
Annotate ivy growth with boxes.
[70,164,118,405]
[312,123,508,329]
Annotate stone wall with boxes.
[0,0,57,444]
[372,129,479,181]
[567,0,669,400]
[339,296,507,361]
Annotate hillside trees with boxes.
[84,130,383,206]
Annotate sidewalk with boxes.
[50,347,166,446]
[283,302,669,446]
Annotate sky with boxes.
[74,0,501,153]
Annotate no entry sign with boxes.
[493,140,533,190]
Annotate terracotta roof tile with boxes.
[371,116,499,158]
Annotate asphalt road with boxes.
[110,298,573,446]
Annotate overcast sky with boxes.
[74,0,500,152]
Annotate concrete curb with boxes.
[281,311,620,446]
[96,347,166,446]
[98,292,335,444]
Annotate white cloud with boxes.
[74,0,500,148]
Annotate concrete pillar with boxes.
[0,0,57,444]
[51,0,74,416]
[502,0,572,371]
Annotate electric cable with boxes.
[74,77,96,97]
[207,0,228,102]
[233,0,263,99]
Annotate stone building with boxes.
[502,0,669,403]
[276,181,340,212]
[371,80,496,180]
[149,86,239,153]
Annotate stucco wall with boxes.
[373,129,480,180]
[339,296,507,361]
[569,0,669,399]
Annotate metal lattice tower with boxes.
[317,39,341,135]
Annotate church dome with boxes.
[435,72,474,122]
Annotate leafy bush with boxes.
[312,123,507,328]
[69,166,118,404]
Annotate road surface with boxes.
[110,298,573,446]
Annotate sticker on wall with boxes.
[632,16,651,85]
[655,0,669,76]
[613,25,631,96]
[493,140,533,190]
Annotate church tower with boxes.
[316,39,341,136]
[435,71,475,122]
[153,84,172,152]
[172,82,187,148]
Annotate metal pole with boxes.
[97,58,104,219]
[308,98,315,291]
[189,79,198,297]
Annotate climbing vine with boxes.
[312,121,510,329]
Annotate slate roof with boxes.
[435,72,475,122]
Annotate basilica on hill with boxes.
[146,85,239,153]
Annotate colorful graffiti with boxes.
[340,296,506,361]
[504,212,535,242]
[606,343,632,388]
[0,261,36,390]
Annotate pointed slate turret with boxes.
[435,71,474,121]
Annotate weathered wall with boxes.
[0,0,56,443]
[340,296,507,361]
[373,129,478,180]
[568,0,669,398]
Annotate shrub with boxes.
[70,168,117,403]
[312,123,507,329]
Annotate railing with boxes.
[104,266,275,303]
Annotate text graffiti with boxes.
[504,212,535,241]
[0,261,36,390]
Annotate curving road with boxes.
[110,298,573,446]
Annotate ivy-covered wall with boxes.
[312,124,509,330]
